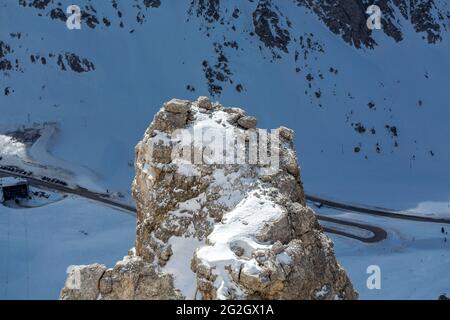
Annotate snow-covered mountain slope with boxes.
[318,205,450,300]
[1,0,450,212]
[0,196,135,299]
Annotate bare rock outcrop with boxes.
[295,0,449,48]
[60,97,357,300]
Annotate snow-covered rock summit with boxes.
[60,97,357,300]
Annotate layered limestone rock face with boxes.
[60,97,357,300]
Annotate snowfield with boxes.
[0,0,449,299]
[319,206,450,300]
[0,123,106,192]
[1,193,448,299]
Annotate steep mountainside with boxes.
[60,97,357,300]
[1,0,449,211]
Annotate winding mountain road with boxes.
[306,194,450,224]
[0,169,136,215]
[2,168,450,243]
[317,214,387,243]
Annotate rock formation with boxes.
[60,97,357,300]
[295,0,448,47]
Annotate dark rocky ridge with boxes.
[1,0,447,158]
[295,0,448,47]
